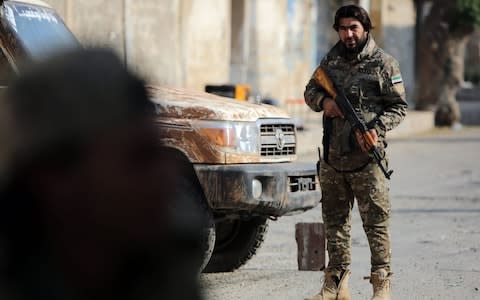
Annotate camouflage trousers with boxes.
[320,160,391,274]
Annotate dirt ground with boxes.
[200,126,480,300]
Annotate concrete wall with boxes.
[230,0,248,84]
[43,0,315,105]
[282,0,316,101]
[181,0,230,90]
[244,0,315,102]
[315,0,341,66]
[42,0,416,108]
[45,0,126,59]
[374,0,416,104]
[247,0,288,98]
[43,0,230,90]
[125,0,183,85]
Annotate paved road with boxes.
[200,126,480,300]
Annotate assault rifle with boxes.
[313,67,393,180]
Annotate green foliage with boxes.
[451,0,480,31]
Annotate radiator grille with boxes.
[260,123,296,156]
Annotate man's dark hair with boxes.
[333,5,374,32]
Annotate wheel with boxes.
[203,216,268,273]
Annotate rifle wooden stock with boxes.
[312,67,337,99]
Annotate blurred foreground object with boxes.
[0,48,203,300]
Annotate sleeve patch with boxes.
[391,75,403,84]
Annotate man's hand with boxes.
[354,128,378,153]
[322,97,344,119]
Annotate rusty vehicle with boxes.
[150,86,321,272]
[0,0,321,273]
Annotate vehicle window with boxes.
[3,3,80,60]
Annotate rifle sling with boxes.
[322,116,332,163]
[324,158,372,174]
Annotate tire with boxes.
[198,206,216,272]
[203,217,268,273]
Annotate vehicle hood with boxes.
[148,85,290,122]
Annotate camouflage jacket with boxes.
[304,35,407,171]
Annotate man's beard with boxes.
[345,35,368,54]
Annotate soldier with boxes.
[304,5,407,300]
[0,48,203,300]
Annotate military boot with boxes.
[367,269,392,300]
[305,269,351,300]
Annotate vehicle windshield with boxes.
[3,2,80,60]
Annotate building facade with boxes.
[43,0,416,107]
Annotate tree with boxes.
[414,0,480,126]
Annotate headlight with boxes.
[193,120,258,154]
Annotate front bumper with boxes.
[194,162,321,217]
